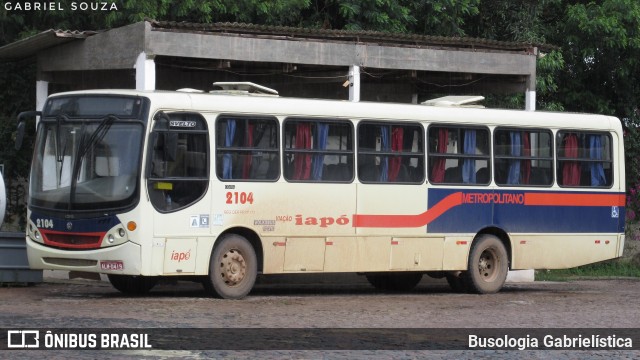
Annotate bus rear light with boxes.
[127,221,137,231]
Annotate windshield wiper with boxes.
[55,114,71,162]
[69,114,119,208]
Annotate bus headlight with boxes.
[108,234,115,243]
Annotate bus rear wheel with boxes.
[107,274,157,295]
[204,234,257,299]
[465,235,508,294]
[365,273,423,292]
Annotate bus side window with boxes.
[357,121,424,184]
[494,128,553,186]
[556,131,612,187]
[428,126,490,185]
[283,119,354,182]
[216,116,279,181]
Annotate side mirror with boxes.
[15,110,41,150]
[15,121,25,150]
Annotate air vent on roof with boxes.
[211,82,279,96]
[177,88,204,93]
[422,95,485,108]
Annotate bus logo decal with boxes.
[169,120,196,128]
[295,214,350,227]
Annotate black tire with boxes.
[107,274,157,295]
[464,235,509,294]
[204,234,257,299]
[365,273,423,292]
[445,271,469,293]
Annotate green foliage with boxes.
[536,50,565,112]
[299,0,416,32]
[625,122,640,220]
[535,261,640,281]
[468,0,555,43]
[407,0,479,36]
[553,0,640,118]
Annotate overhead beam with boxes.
[148,29,535,76]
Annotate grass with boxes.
[535,261,640,281]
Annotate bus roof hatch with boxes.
[421,95,485,108]
[211,82,279,96]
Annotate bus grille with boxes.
[41,231,104,250]
[42,257,97,267]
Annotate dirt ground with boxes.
[1,275,639,358]
[1,274,639,328]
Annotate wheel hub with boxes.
[220,250,246,286]
[478,249,496,279]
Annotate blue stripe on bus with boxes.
[426,189,625,234]
[30,212,121,233]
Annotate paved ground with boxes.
[1,274,639,359]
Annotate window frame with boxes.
[146,111,210,213]
[427,124,491,186]
[215,114,281,182]
[357,120,425,184]
[556,130,614,189]
[283,117,355,183]
[493,127,554,188]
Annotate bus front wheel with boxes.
[465,235,508,294]
[204,234,257,299]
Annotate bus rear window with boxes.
[556,131,613,187]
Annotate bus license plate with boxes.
[100,261,124,271]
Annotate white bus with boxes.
[17,84,626,299]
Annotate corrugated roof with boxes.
[149,19,553,53]
[0,29,96,60]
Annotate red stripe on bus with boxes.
[524,193,625,207]
[352,191,623,229]
[352,192,463,228]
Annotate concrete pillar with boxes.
[135,52,156,91]
[525,89,536,111]
[36,80,48,126]
[349,65,360,102]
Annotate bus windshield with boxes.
[30,118,144,212]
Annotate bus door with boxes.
[147,112,211,275]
